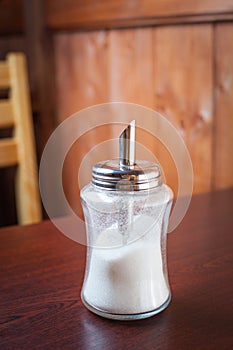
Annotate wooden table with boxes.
[0,190,233,350]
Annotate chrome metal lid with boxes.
[92,120,163,191]
[92,159,162,191]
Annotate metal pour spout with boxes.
[119,120,136,168]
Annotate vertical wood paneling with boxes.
[214,23,233,189]
[108,28,158,175]
[23,0,57,150]
[54,31,110,213]
[54,23,233,202]
[54,31,109,120]
[109,28,154,107]
[153,25,213,193]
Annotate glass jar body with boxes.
[80,183,173,320]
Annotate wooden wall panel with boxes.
[46,0,233,30]
[23,0,57,158]
[0,0,23,35]
[54,31,109,120]
[54,25,215,203]
[153,25,213,193]
[1,1,232,225]
[214,23,233,189]
[108,28,158,177]
[54,31,111,213]
[108,28,154,107]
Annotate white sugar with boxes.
[83,215,169,314]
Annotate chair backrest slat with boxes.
[0,139,18,167]
[0,100,14,128]
[0,62,10,88]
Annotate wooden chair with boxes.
[0,53,42,225]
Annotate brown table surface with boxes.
[0,189,233,350]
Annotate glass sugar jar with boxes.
[80,121,173,320]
